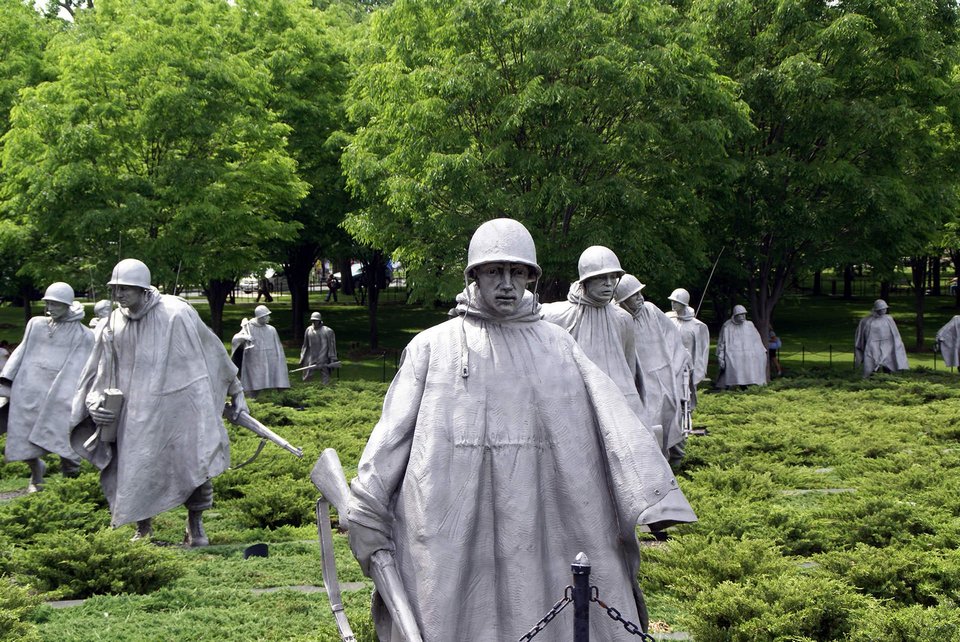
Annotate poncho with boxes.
[854,313,909,377]
[70,289,234,527]
[299,324,337,380]
[2,304,92,462]
[936,315,960,367]
[348,285,695,642]
[231,321,290,393]
[541,283,643,417]
[626,301,688,453]
[716,318,767,387]
[670,308,710,386]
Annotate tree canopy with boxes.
[341,0,749,301]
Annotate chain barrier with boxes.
[517,586,573,641]
[590,586,656,641]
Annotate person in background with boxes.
[768,326,783,376]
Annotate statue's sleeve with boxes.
[348,338,428,537]
[327,328,338,361]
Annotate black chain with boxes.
[517,586,574,641]
[591,586,656,641]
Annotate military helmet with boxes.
[668,288,690,306]
[614,274,645,303]
[254,305,271,318]
[42,282,75,305]
[873,299,889,312]
[108,259,151,289]
[465,218,541,281]
[577,246,624,282]
[93,300,112,317]
[310,311,322,321]
[732,304,747,316]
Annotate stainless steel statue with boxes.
[935,315,960,367]
[297,312,339,384]
[854,299,909,377]
[89,299,112,329]
[716,305,767,388]
[540,246,645,420]
[70,259,246,546]
[667,290,710,430]
[0,283,93,492]
[231,305,290,396]
[615,274,689,466]
[340,220,694,641]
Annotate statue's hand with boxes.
[229,391,249,421]
[347,519,393,577]
[89,406,117,426]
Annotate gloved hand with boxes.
[228,390,249,422]
[347,518,393,577]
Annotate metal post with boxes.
[572,552,591,642]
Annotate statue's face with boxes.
[257,315,271,325]
[620,292,643,314]
[671,300,685,312]
[733,313,746,324]
[582,273,618,303]
[876,308,887,316]
[45,301,70,321]
[475,262,530,316]
[312,319,322,328]
[112,285,146,312]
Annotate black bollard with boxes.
[572,552,591,642]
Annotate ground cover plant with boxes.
[0,294,957,640]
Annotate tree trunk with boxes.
[21,294,31,326]
[909,255,927,350]
[842,265,854,299]
[880,280,891,301]
[339,258,354,296]
[931,253,942,297]
[283,243,319,343]
[366,251,385,350]
[204,278,235,339]
[812,270,822,296]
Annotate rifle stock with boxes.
[311,448,423,642]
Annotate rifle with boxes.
[311,448,423,642]
[679,366,693,437]
[223,404,303,460]
[290,360,342,374]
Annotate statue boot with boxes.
[184,510,209,547]
[60,457,80,478]
[132,518,153,541]
[26,458,46,493]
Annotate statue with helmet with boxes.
[325,219,694,641]
[540,246,646,422]
[854,299,909,377]
[89,299,113,329]
[935,314,960,368]
[296,311,339,384]
[666,289,711,430]
[230,305,290,397]
[70,258,248,546]
[614,274,690,467]
[716,305,768,388]
[0,282,93,492]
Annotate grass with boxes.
[0,292,959,640]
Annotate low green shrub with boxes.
[0,576,40,642]
[0,475,108,544]
[847,604,960,642]
[13,528,185,599]
[232,475,316,528]
[687,573,870,641]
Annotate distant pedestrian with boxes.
[256,276,273,303]
[768,327,783,376]
[325,274,340,303]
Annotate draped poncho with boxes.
[540,283,643,417]
[854,313,909,377]
[299,324,337,380]
[70,289,235,527]
[716,318,767,387]
[2,304,92,462]
[625,301,689,453]
[936,315,960,368]
[231,321,290,393]
[348,285,694,642]
[669,308,711,410]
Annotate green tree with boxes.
[693,0,960,353]
[227,0,353,340]
[0,0,306,336]
[341,0,747,302]
[0,0,56,321]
